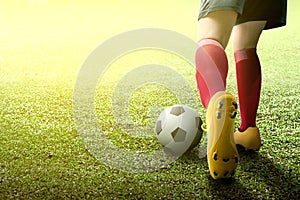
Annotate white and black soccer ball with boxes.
[155,105,203,155]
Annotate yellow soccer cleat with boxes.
[206,91,239,179]
[234,127,262,151]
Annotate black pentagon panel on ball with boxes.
[195,116,202,129]
[170,106,185,116]
[195,116,203,134]
[155,120,162,135]
[171,127,186,142]
[188,116,203,150]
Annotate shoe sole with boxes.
[206,92,239,179]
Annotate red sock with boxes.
[235,48,262,132]
[195,39,228,109]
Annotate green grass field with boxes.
[0,0,299,199]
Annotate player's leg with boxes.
[232,21,266,150]
[196,10,237,109]
[196,9,240,179]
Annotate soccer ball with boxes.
[155,105,203,155]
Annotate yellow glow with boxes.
[28,0,48,8]
[0,1,199,49]
[0,0,297,62]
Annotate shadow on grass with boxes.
[208,178,260,200]
[207,147,299,199]
[179,150,259,199]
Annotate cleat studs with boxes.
[224,171,229,177]
[231,112,237,119]
[219,102,224,109]
[232,101,238,109]
[223,158,230,162]
[217,112,221,119]
[213,153,218,161]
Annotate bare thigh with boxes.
[198,10,238,49]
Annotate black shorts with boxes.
[198,0,287,30]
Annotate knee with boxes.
[198,11,238,49]
[233,21,266,51]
